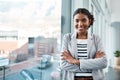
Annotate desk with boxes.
[0,58,9,80]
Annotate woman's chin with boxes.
[77,30,85,33]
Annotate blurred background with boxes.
[0,0,120,80]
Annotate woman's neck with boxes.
[77,32,87,39]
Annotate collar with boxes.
[71,31,93,40]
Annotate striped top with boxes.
[75,39,92,77]
[77,39,88,59]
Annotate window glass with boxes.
[0,0,61,80]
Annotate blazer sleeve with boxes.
[60,33,80,72]
[80,35,107,69]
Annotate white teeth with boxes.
[78,28,83,29]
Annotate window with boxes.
[0,0,61,80]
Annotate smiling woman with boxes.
[60,8,107,80]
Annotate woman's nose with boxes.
[78,21,83,26]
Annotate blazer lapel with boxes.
[70,33,78,58]
[70,33,94,59]
[87,33,94,58]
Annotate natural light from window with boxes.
[0,0,61,47]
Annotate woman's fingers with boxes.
[95,51,105,58]
[100,52,105,56]
[61,56,65,60]
[61,50,70,57]
[61,52,67,60]
[61,50,73,61]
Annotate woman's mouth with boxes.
[78,28,84,30]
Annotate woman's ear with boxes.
[88,19,92,28]
[89,19,92,25]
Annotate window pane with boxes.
[0,0,61,80]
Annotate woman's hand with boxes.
[61,50,74,64]
[94,51,105,58]
[61,50,80,65]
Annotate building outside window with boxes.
[0,0,61,80]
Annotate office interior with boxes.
[0,0,120,80]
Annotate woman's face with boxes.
[73,13,91,34]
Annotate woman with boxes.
[60,8,107,80]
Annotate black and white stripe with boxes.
[75,39,92,77]
[77,40,88,59]
[75,72,92,77]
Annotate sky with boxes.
[0,0,61,38]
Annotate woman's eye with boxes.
[75,19,79,22]
[82,18,87,22]
[75,18,87,23]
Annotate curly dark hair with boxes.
[73,8,94,26]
